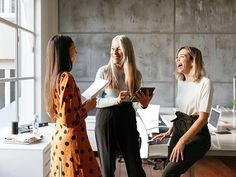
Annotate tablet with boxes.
[131,87,155,102]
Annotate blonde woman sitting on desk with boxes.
[153,46,213,177]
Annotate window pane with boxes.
[19,79,34,124]
[0,21,16,79]
[19,0,34,31]
[0,0,16,23]
[0,81,16,128]
[18,29,34,77]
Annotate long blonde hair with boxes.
[44,35,73,117]
[176,46,206,82]
[105,35,141,94]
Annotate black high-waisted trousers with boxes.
[95,102,146,177]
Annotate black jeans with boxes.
[95,102,146,177]
[162,112,211,177]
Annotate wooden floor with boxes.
[114,156,236,177]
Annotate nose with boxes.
[175,56,180,62]
[114,48,119,54]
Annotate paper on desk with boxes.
[4,133,43,144]
[81,78,108,102]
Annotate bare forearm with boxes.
[180,112,209,143]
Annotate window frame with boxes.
[0,0,35,125]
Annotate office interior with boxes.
[0,0,236,177]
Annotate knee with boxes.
[161,163,181,177]
[162,170,178,177]
[161,169,171,177]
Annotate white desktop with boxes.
[0,124,54,177]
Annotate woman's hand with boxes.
[152,128,172,142]
[169,138,186,163]
[83,97,96,112]
[136,89,153,108]
[117,91,130,104]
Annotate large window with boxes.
[0,0,35,127]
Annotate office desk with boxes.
[0,124,54,177]
[159,108,236,149]
[159,108,236,177]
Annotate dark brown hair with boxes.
[44,35,73,116]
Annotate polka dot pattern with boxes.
[50,72,101,177]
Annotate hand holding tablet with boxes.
[131,87,155,102]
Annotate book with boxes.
[81,78,108,102]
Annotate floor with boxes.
[113,156,236,177]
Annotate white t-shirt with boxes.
[176,77,213,115]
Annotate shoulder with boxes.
[96,65,108,78]
[199,77,213,91]
[59,72,75,86]
[97,65,108,73]
[200,77,212,85]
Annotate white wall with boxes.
[35,0,58,123]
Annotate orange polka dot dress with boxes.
[50,72,102,177]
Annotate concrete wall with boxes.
[59,0,236,108]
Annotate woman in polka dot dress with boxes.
[44,35,102,177]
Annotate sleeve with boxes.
[95,66,119,108]
[58,72,87,128]
[199,78,213,113]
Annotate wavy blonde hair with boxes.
[176,46,206,82]
[105,35,142,94]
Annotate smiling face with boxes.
[176,48,193,76]
[111,39,124,69]
[69,42,77,64]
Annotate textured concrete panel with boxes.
[212,83,234,108]
[71,34,113,81]
[176,0,236,32]
[130,34,174,82]
[175,34,236,82]
[142,82,175,107]
[71,34,174,82]
[59,0,174,32]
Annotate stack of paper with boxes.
[4,133,43,144]
[81,78,108,102]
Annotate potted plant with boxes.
[233,99,236,112]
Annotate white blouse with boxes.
[176,77,213,115]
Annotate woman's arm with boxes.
[95,66,120,108]
[152,125,174,141]
[180,112,209,144]
[58,72,87,127]
[169,112,208,162]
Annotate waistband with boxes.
[171,111,199,123]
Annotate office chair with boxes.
[136,108,169,170]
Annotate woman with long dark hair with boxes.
[44,35,102,177]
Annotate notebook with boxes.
[208,108,221,132]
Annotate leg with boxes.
[117,106,146,177]
[95,108,116,177]
[162,134,210,177]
